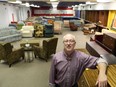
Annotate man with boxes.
[49,34,108,87]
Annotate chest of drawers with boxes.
[102,33,116,56]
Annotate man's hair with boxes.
[63,33,76,41]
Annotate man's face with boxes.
[63,36,76,52]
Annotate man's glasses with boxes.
[64,40,75,44]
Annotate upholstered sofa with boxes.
[20,26,34,37]
[0,27,22,42]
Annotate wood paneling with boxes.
[84,10,109,26]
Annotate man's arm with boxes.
[96,58,108,87]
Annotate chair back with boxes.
[43,37,58,58]
[44,24,54,37]
[0,44,5,60]
[54,21,62,34]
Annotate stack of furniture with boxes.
[0,27,22,42]
[83,23,96,35]
[0,42,24,67]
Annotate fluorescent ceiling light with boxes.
[8,0,22,4]
[86,1,97,4]
[0,0,8,1]
[25,2,30,7]
[97,0,114,2]
[50,0,58,1]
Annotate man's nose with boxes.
[67,41,71,44]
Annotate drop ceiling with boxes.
[19,0,97,7]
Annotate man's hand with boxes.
[96,72,107,87]
[96,58,108,87]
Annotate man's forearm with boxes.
[97,58,108,74]
[97,62,107,75]
[96,58,108,87]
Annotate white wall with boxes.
[0,2,30,28]
[18,6,30,21]
[75,2,116,10]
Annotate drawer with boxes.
[103,35,115,49]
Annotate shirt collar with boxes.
[63,50,76,61]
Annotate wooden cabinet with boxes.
[102,33,116,56]
[84,10,109,26]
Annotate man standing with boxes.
[49,34,108,87]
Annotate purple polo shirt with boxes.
[49,50,98,87]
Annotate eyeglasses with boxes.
[64,40,75,44]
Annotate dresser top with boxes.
[104,33,116,39]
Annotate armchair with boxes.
[54,21,62,34]
[33,37,58,62]
[69,21,78,31]
[20,26,34,37]
[44,24,54,37]
[34,24,44,37]
[0,43,24,67]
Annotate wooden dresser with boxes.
[102,33,116,56]
[78,65,116,87]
